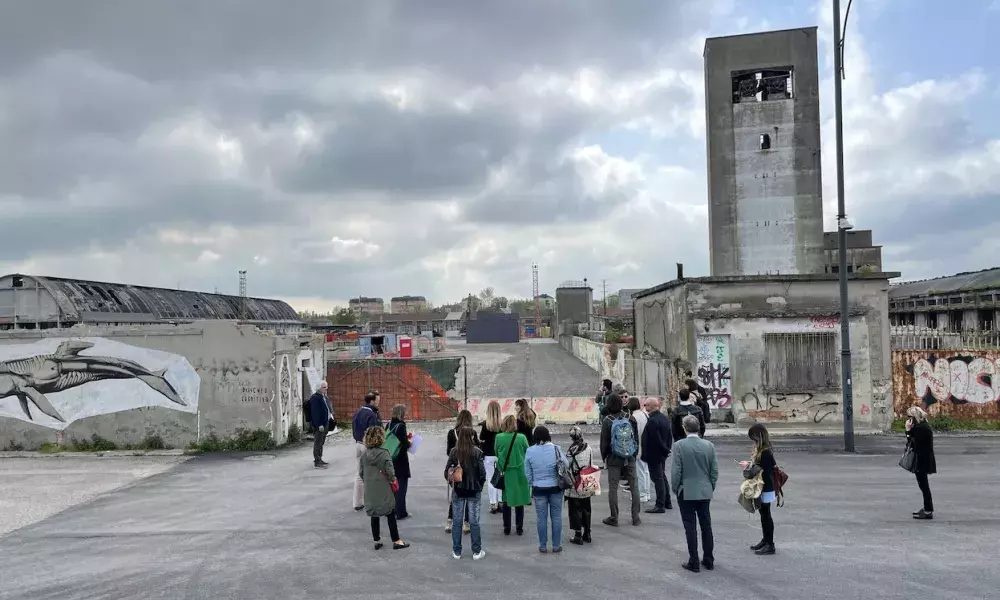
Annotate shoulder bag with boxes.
[898,440,917,474]
[491,434,516,490]
[573,450,601,497]
[382,423,402,459]
[555,446,575,490]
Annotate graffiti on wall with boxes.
[893,350,1000,420]
[696,335,733,408]
[740,389,839,423]
[0,338,200,430]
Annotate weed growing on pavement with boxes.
[891,416,1000,432]
[286,424,302,444]
[2,441,25,451]
[71,434,118,452]
[186,428,277,453]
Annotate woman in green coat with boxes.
[495,414,530,536]
[359,426,410,550]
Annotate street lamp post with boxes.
[833,0,855,452]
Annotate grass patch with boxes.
[286,423,302,444]
[891,416,1000,433]
[187,428,277,453]
[71,434,118,452]
[38,442,65,454]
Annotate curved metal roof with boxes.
[889,267,1000,299]
[7,274,301,323]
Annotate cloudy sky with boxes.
[1,0,997,312]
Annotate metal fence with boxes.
[326,356,465,421]
[890,326,1000,351]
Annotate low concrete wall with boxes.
[892,349,1000,421]
[0,321,315,450]
[559,335,681,402]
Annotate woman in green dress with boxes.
[495,414,530,536]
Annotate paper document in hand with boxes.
[408,433,422,454]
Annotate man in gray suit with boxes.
[671,415,719,572]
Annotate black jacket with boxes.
[446,427,480,455]
[478,424,499,456]
[445,447,487,498]
[671,402,706,440]
[517,418,535,446]
[641,410,673,463]
[755,448,776,492]
[907,421,937,475]
[600,411,639,462]
[388,418,411,480]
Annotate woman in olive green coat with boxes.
[359,426,410,550]
[495,414,530,536]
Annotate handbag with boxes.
[491,434,516,490]
[382,423,402,459]
[555,446,575,490]
[898,441,918,474]
[572,451,601,497]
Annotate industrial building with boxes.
[889,267,1000,331]
[821,230,883,274]
[704,27,825,276]
[555,280,593,334]
[0,274,303,333]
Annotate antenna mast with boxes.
[532,264,541,337]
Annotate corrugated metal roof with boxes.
[11,274,301,323]
[888,267,1000,298]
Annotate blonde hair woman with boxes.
[905,406,937,520]
[359,426,410,550]
[479,401,504,513]
[495,414,530,535]
[515,398,537,445]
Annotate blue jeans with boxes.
[451,493,482,555]
[533,490,563,549]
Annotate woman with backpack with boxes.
[515,398,537,446]
[387,404,412,520]
[446,410,478,533]
[565,426,595,545]
[495,414,530,536]
[445,426,488,560]
[599,393,641,527]
[358,426,410,550]
[740,423,777,555]
[479,400,503,514]
[905,406,936,520]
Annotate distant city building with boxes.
[616,289,644,311]
[390,295,428,314]
[821,230,883,275]
[370,311,464,335]
[349,296,385,315]
[889,267,1000,332]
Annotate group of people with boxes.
[307,378,939,568]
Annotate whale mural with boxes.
[0,337,199,430]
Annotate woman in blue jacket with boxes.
[524,426,567,553]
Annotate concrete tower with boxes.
[703,27,824,276]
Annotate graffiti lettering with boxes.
[696,335,733,408]
[810,316,839,329]
[909,354,999,405]
[763,392,839,424]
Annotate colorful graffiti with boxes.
[0,337,200,430]
[892,350,1000,420]
[696,335,732,408]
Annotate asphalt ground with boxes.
[1,431,997,600]
[450,340,600,398]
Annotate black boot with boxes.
[913,509,933,520]
[755,543,776,555]
[582,530,592,543]
[570,531,584,545]
[750,539,767,551]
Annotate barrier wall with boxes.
[892,349,1000,421]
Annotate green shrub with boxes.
[72,434,118,452]
[187,428,276,453]
[135,434,168,450]
[39,442,64,453]
[2,441,25,451]
[286,424,302,444]
[893,415,1000,432]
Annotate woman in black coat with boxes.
[388,404,412,520]
[905,406,937,520]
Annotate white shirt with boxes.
[685,432,700,438]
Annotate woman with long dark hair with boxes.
[445,426,487,559]
[388,404,412,519]
[740,423,776,555]
[515,399,537,446]
[446,410,478,533]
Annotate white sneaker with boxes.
[473,550,486,561]
[452,552,461,559]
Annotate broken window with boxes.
[732,68,793,103]
[927,312,938,329]
[759,133,771,150]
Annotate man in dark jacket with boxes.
[309,381,331,468]
[671,389,706,441]
[351,391,381,510]
[595,379,612,418]
[599,393,641,527]
[641,397,673,512]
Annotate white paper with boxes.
[408,433,423,455]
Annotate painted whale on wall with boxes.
[0,337,200,430]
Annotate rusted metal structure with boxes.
[0,273,302,333]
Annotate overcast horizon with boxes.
[2,1,997,313]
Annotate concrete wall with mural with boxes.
[0,321,314,449]
[892,350,1000,421]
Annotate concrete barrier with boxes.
[465,396,666,424]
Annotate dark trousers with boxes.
[312,426,326,463]
[648,459,671,509]
[502,504,524,532]
[759,502,775,545]
[607,457,639,522]
[567,497,592,533]
[371,514,400,543]
[395,477,409,518]
[916,472,934,512]
[678,495,714,564]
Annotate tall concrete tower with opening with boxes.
[703,27,824,276]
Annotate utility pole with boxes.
[602,279,607,316]
[833,0,855,452]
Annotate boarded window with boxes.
[763,333,840,391]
